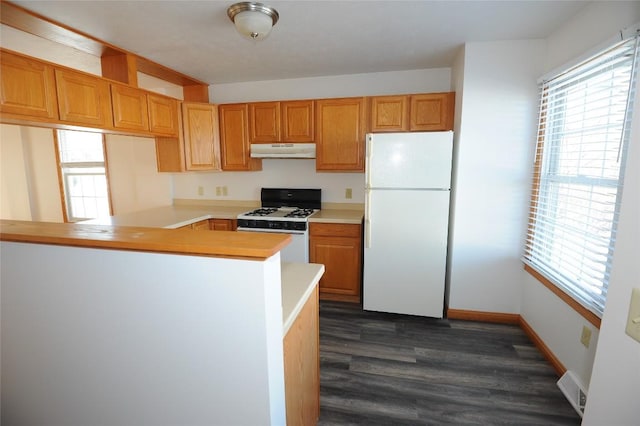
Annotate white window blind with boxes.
[524,33,639,317]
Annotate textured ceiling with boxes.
[12,0,589,84]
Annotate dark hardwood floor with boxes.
[318,301,581,425]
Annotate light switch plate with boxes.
[625,288,640,343]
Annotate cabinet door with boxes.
[219,103,262,171]
[191,219,212,231]
[148,94,179,136]
[211,219,237,231]
[55,68,113,127]
[111,84,149,132]
[0,50,58,120]
[310,223,362,302]
[155,136,185,173]
[282,100,314,142]
[315,97,366,172]
[370,95,409,132]
[182,102,221,171]
[410,92,455,131]
[249,101,280,143]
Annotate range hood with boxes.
[250,143,316,159]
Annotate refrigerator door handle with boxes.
[365,189,372,248]
[365,135,372,189]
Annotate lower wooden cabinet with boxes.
[284,286,319,426]
[181,219,237,231]
[309,222,362,303]
[211,219,237,231]
[190,219,211,231]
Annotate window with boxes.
[55,130,112,222]
[524,34,638,317]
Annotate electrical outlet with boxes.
[625,288,640,343]
[222,186,228,196]
[197,186,204,196]
[345,188,352,199]
[216,186,222,196]
[580,325,592,348]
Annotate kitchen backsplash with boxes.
[171,159,365,203]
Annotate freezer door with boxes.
[363,188,449,317]
[366,131,453,189]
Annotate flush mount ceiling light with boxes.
[227,2,279,41]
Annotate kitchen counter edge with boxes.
[281,262,325,335]
[0,220,290,260]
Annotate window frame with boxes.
[54,130,113,223]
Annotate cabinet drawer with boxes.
[310,222,361,238]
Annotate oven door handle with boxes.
[237,227,307,235]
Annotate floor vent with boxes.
[557,370,587,417]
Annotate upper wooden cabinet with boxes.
[249,101,281,143]
[410,92,455,131]
[370,92,455,132]
[249,100,314,143]
[370,95,409,132]
[0,49,59,121]
[182,102,221,171]
[219,103,262,171]
[110,83,149,132]
[282,100,314,142]
[315,97,366,172]
[55,68,113,128]
[148,94,179,137]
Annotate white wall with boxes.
[1,242,285,426]
[172,159,365,204]
[0,124,171,222]
[543,2,640,74]
[448,39,544,314]
[582,62,640,426]
[0,125,63,222]
[0,24,101,75]
[173,68,452,204]
[519,1,640,392]
[106,134,173,214]
[0,125,32,220]
[210,68,452,103]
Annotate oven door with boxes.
[237,228,309,263]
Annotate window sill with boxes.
[523,264,601,329]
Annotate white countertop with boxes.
[281,262,324,335]
[84,204,364,228]
[309,208,363,224]
[82,205,249,228]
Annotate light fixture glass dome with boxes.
[227,2,279,41]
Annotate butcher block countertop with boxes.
[0,220,290,260]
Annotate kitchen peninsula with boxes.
[0,219,323,426]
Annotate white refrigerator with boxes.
[363,131,453,318]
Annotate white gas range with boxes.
[237,188,321,263]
